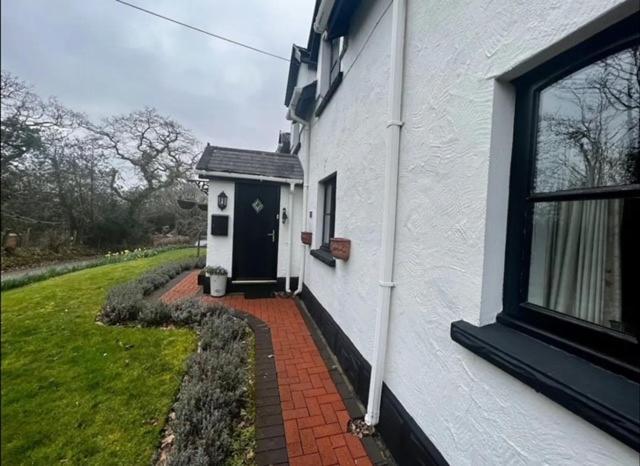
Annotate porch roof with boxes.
[196,144,303,182]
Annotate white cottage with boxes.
[199,0,639,464]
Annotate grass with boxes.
[1,248,200,465]
[1,245,193,292]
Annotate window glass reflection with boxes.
[534,46,640,192]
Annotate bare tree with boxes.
[536,45,639,190]
[92,107,198,217]
[0,71,74,174]
[2,71,203,251]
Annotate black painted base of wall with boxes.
[299,285,448,466]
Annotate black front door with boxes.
[232,182,280,280]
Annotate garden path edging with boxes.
[229,309,290,466]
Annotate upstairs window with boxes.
[329,38,342,87]
[316,37,346,116]
[504,16,639,379]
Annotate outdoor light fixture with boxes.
[217,191,228,210]
[282,207,288,224]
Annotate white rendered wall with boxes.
[304,0,392,365]
[300,0,638,464]
[206,179,235,272]
[277,184,304,279]
[206,179,303,279]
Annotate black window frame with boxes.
[315,38,344,117]
[320,173,337,250]
[502,13,640,382]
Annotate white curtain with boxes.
[528,199,622,328]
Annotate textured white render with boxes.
[304,0,392,358]
[277,184,304,279]
[300,0,638,464]
[206,179,302,278]
[206,179,235,271]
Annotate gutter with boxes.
[286,86,307,126]
[365,0,407,427]
[195,169,302,186]
[313,0,336,34]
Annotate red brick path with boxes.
[163,272,372,466]
[160,270,201,303]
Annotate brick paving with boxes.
[160,270,201,303]
[163,272,373,466]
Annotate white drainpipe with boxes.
[285,182,295,292]
[365,0,407,426]
[285,88,312,297]
[294,126,311,296]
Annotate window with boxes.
[310,174,337,267]
[504,15,639,379]
[321,175,336,248]
[315,38,345,117]
[329,38,342,86]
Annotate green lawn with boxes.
[1,248,199,465]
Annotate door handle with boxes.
[267,230,275,243]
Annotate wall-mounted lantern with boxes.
[217,191,228,211]
[282,207,288,224]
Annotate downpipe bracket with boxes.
[378,281,396,288]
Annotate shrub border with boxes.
[97,258,266,464]
[156,308,256,465]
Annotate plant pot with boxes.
[301,231,312,245]
[330,238,351,261]
[202,275,211,295]
[208,274,227,297]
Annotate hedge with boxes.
[99,256,205,325]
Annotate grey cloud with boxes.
[1,0,314,151]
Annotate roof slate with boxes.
[196,144,303,181]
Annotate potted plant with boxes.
[204,265,228,297]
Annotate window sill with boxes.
[310,248,336,267]
[450,320,640,451]
[314,72,343,118]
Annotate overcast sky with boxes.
[1,0,314,151]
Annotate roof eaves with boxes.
[285,45,304,106]
[325,0,361,40]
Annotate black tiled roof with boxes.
[196,144,303,181]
